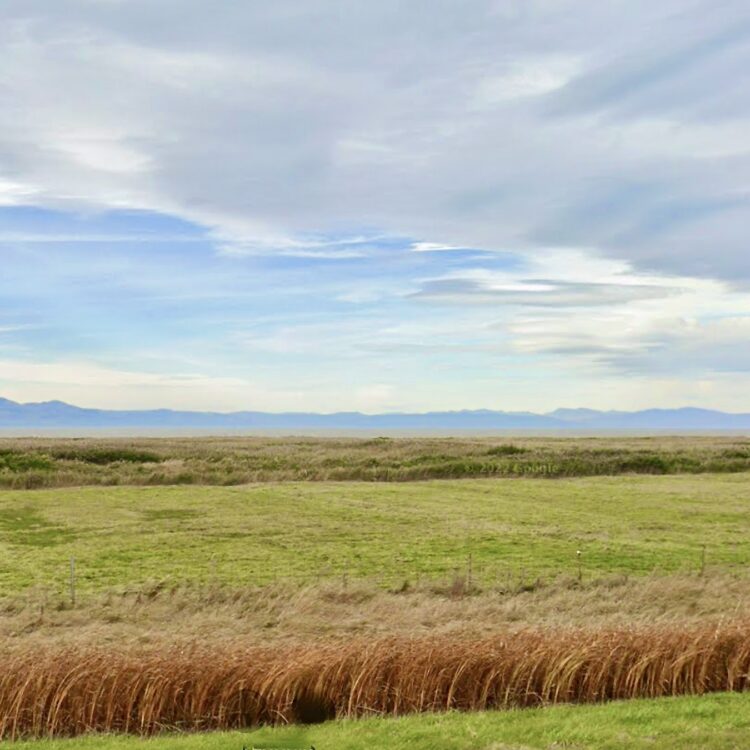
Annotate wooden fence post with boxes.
[69,556,76,607]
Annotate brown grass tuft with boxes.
[2,621,750,738]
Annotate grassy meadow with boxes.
[1,473,749,595]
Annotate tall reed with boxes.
[2,622,750,738]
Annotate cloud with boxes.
[0,358,246,409]
[411,277,679,307]
[473,56,583,104]
[506,294,750,379]
[0,357,348,412]
[215,233,376,259]
[403,246,750,383]
[410,242,463,253]
[511,316,750,380]
[353,383,396,411]
[0,1,748,281]
[0,233,203,243]
[546,13,750,121]
[598,317,750,375]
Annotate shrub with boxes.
[51,448,160,465]
[0,450,53,472]
[486,444,528,456]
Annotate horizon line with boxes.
[1,396,749,418]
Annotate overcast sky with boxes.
[1,1,749,413]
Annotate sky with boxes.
[1,0,750,414]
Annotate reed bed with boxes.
[3,435,750,488]
[2,622,750,738]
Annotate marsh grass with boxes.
[1,435,750,488]
[3,620,750,738]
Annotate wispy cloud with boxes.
[0,233,205,243]
[410,242,463,253]
[411,277,679,307]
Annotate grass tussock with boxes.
[2,622,750,738]
[1,435,750,488]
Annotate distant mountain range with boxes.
[1,397,750,431]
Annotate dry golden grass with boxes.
[2,620,750,738]
[3,573,750,648]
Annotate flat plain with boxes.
[1,436,750,748]
[1,472,749,595]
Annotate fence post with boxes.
[69,556,76,607]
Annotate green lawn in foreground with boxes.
[0,473,749,594]
[14,693,750,750]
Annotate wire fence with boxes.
[2,543,729,608]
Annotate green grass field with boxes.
[1,472,749,594]
[14,693,750,750]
